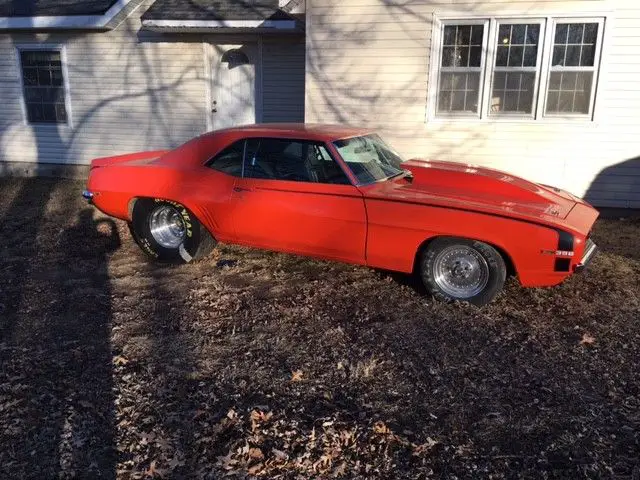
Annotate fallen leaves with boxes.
[291,370,304,382]
[580,333,596,345]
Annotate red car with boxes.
[84,124,598,305]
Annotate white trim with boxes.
[14,44,73,128]
[204,42,214,132]
[142,19,297,30]
[0,0,135,29]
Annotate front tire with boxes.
[420,237,506,306]
[129,198,215,263]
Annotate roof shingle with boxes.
[0,0,119,17]
[141,0,291,22]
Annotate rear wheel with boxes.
[129,198,215,263]
[420,237,506,306]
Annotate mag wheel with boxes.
[129,198,216,263]
[420,237,506,306]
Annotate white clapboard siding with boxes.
[306,0,640,208]
[0,0,306,167]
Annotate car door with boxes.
[230,137,367,264]
[197,139,246,243]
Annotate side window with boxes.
[207,140,244,176]
[243,138,350,185]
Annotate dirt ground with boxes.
[0,177,639,480]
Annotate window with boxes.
[491,22,541,115]
[438,23,485,114]
[19,49,68,124]
[207,140,245,176]
[333,134,404,185]
[244,138,350,184]
[546,22,599,114]
[431,17,604,120]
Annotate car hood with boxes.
[360,159,582,226]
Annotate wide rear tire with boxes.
[129,198,215,263]
[420,237,506,306]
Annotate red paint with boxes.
[86,124,599,287]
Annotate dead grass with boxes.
[0,177,639,479]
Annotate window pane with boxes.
[583,23,598,44]
[568,23,583,43]
[523,45,537,67]
[508,46,523,67]
[457,25,471,45]
[512,24,526,44]
[207,140,244,176]
[496,46,508,67]
[455,46,469,67]
[438,72,480,114]
[580,45,595,66]
[443,25,456,45]
[552,45,565,66]
[470,25,483,44]
[555,24,568,44]
[469,46,482,67]
[491,72,535,114]
[243,138,349,184]
[565,45,581,66]
[526,25,540,45]
[441,46,455,67]
[546,72,593,114]
[42,104,56,122]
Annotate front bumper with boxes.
[575,238,597,273]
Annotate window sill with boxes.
[426,115,598,127]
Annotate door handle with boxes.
[233,186,251,193]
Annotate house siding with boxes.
[305,0,640,208]
[262,38,306,123]
[0,0,305,169]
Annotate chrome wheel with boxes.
[149,205,186,248]
[433,245,489,299]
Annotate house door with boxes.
[211,44,257,130]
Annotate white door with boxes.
[211,44,257,129]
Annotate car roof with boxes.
[201,123,376,142]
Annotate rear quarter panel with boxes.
[364,199,568,287]
[87,164,236,242]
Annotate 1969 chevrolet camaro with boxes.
[84,123,598,305]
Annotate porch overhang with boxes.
[140,0,303,34]
[141,18,300,33]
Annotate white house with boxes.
[0,0,306,174]
[1,0,639,208]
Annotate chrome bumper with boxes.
[575,238,597,273]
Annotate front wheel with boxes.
[129,198,215,263]
[420,237,506,306]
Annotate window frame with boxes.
[541,17,605,119]
[487,18,546,119]
[208,136,354,185]
[433,18,489,119]
[427,14,607,123]
[14,44,73,127]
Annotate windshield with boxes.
[333,134,405,185]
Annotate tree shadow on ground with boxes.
[0,186,120,479]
